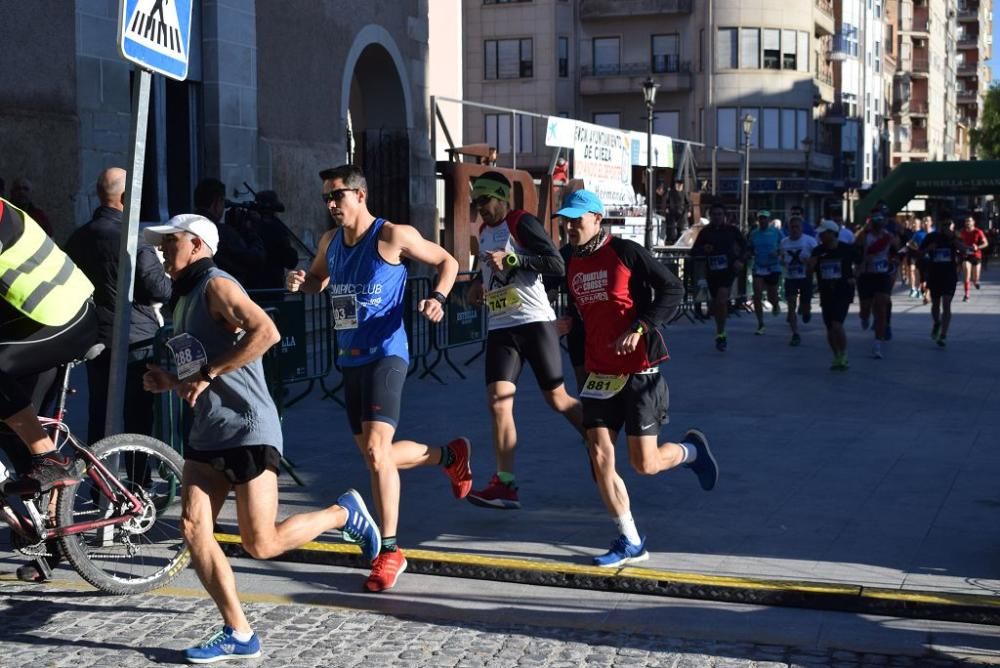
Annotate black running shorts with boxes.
[706,270,736,299]
[927,279,957,299]
[784,278,810,302]
[582,371,669,438]
[184,444,281,485]
[857,273,893,301]
[342,355,408,435]
[819,285,854,327]
[485,321,565,391]
[966,256,981,266]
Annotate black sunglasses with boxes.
[322,188,358,204]
[472,195,493,207]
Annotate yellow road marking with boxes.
[212,532,1000,610]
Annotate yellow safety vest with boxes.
[0,198,94,327]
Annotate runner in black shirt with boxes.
[919,218,961,347]
[690,201,747,351]
[810,220,858,370]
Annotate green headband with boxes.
[472,178,510,202]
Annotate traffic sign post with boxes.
[105,0,192,438]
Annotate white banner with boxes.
[572,122,634,206]
[629,132,675,168]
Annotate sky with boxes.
[992,0,999,82]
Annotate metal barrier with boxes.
[422,273,487,380]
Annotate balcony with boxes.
[579,0,692,19]
[828,36,855,61]
[894,138,929,153]
[821,103,846,126]
[958,89,979,103]
[958,35,980,49]
[580,61,693,95]
[907,8,931,35]
[911,58,930,75]
[958,61,979,74]
[815,64,835,102]
[958,3,980,21]
[814,0,835,36]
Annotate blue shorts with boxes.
[342,355,408,435]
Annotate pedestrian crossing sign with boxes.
[118,0,193,81]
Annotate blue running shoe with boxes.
[593,535,648,568]
[682,428,719,491]
[337,488,381,563]
[185,626,261,664]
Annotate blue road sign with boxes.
[118,0,193,81]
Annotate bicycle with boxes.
[0,343,190,594]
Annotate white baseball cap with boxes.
[144,214,219,254]
[817,220,840,235]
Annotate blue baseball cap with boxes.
[554,189,605,218]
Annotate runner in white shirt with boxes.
[779,216,818,347]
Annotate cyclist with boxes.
[287,164,470,593]
[1,197,97,497]
[465,171,583,510]
[143,214,381,663]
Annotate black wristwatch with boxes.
[431,291,448,305]
[199,364,216,382]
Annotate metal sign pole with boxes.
[104,68,152,437]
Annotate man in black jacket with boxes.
[65,167,172,443]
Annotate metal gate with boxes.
[360,129,409,225]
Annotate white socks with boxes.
[678,442,698,464]
[231,628,254,642]
[615,512,641,546]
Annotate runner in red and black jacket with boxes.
[555,189,719,570]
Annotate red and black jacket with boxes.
[567,236,683,375]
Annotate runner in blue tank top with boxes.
[288,164,472,593]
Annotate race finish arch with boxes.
[855,160,1000,221]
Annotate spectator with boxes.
[64,167,172,443]
[253,190,298,289]
[665,179,691,244]
[552,157,569,185]
[195,178,267,289]
[9,177,53,237]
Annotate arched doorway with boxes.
[342,31,412,226]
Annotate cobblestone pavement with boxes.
[0,582,982,668]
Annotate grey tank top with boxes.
[173,266,283,453]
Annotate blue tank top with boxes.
[173,267,283,453]
[326,218,409,367]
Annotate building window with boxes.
[840,24,859,58]
[740,28,760,69]
[797,32,809,72]
[485,38,533,79]
[593,37,620,75]
[592,112,621,128]
[558,36,568,77]
[717,28,737,69]
[797,110,809,147]
[717,107,737,149]
[781,30,797,69]
[781,109,796,149]
[485,114,533,153]
[652,34,680,73]
[763,29,780,69]
[653,111,680,138]
[762,108,780,148]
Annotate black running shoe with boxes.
[6,453,83,497]
[682,429,719,491]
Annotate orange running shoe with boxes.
[443,437,472,499]
[365,549,408,592]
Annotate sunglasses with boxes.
[472,195,494,207]
[322,188,358,204]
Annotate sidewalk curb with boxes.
[214,533,1000,626]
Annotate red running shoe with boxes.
[365,549,407,592]
[443,437,472,499]
[467,474,520,510]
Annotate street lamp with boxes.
[800,135,813,221]
[740,113,755,234]
[642,76,659,249]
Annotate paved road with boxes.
[2,271,999,666]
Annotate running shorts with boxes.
[582,371,668,438]
[857,273,893,300]
[706,270,736,299]
[819,285,854,327]
[784,278,810,301]
[485,321,564,391]
[753,272,781,287]
[184,444,281,485]
[927,279,957,299]
[342,355,408,435]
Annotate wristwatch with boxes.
[199,364,217,382]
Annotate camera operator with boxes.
[193,178,267,290]
[253,190,298,289]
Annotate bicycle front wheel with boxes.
[57,433,190,594]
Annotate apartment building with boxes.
[463,0,849,218]
[891,0,961,165]
[956,0,992,154]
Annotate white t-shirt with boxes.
[779,234,818,280]
[838,227,854,244]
